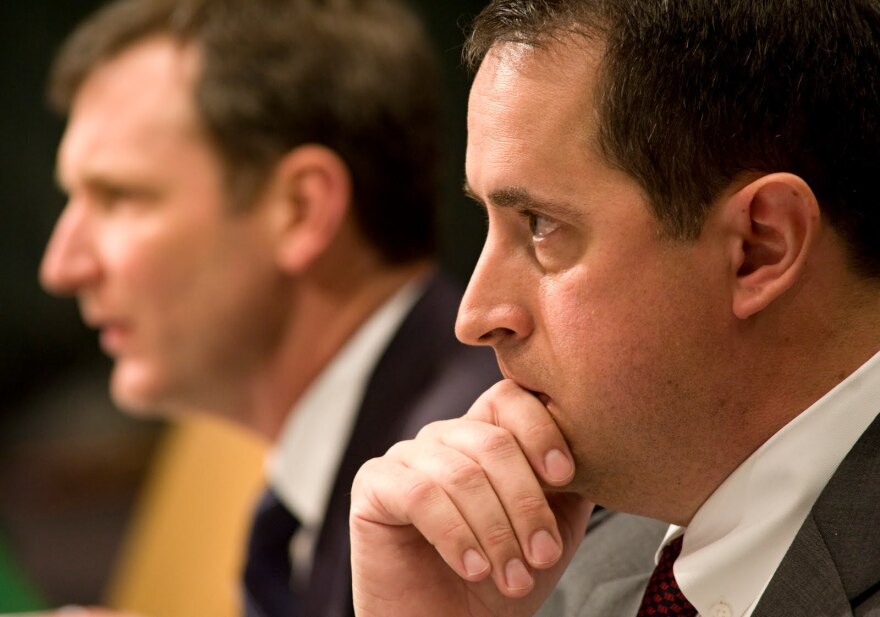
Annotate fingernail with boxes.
[504,558,534,591]
[529,529,561,565]
[544,448,573,483]
[463,548,489,576]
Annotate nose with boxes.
[455,233,534,347]
[40,201,100,296]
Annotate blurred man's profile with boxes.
[39,0,499,615]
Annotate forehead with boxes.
[466,38,621,205]
[469,38,603,142]
[58,36,208,184]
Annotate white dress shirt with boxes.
[265,278,425,578]
[658,349,880,617]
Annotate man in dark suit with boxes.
[38,1,499,616]
[349,1,880,616]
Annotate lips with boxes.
[84,314,130,356]
[498,364,552,408]
[80,304,131,356]
[98,323,129,356]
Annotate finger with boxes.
[462,379,575,487]
[351,451,493,583]
[547,491,595,549]
[395,431,548,596]
[427,420,564,572]
[388,437,533,594]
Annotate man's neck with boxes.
[237,260,434,441]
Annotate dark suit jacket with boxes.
[752,411,880,617]
[542,412,880,617]
[296,272,501,617]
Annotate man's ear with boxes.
[722,173,821,319]
[267,144,352,273]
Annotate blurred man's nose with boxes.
[455,235,533,347]
[40,202,100,296]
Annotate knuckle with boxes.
[494,378,532,405]
[514,493,550,519]
[523,417,558,443]
[444,457,485,493]
[415,418,452,440]
[474,426,516,458]
[401,476,439,511]
[350,458,376,492]
[480,521,518,550]
[349,486,381,522]
[350,456,390,498]
[385,438,415,458]
[349,459,406,523]
[435,515,473,548]
[495,378,520,396]
[467,379,524,422]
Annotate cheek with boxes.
[103,221,203,302]
[540,269,641,366]
[174,230,284,357]
[539,269,674,420]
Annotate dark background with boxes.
[0,0,487,606]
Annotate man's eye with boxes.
[93,185,158,210]
[528,213,559,240]
[94,186,134,208]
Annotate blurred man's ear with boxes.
[722,173,821,319]
[266,144,352,273]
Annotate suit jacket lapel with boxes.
[753,412,880,617]
[300,275,448,616]
[302,273,484,617]
[751,515,853,617]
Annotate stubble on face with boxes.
[464,39,742,523]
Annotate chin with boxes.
[109,364,175,418]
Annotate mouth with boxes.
[99,324,127,354]
[498,365,552,408]
[87,319,129,356]
[80,303,130,356]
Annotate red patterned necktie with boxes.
[636,535,697,617]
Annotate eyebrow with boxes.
[462,180,585,222]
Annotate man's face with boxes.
[41,37,288,416]
[457,41,738,516]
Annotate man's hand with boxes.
[350,379,594,617]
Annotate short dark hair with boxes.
[50,0,442,264]
[465,0,880,277]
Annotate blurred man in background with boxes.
[39,0,499,615]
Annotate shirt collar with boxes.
[666,349,880,617]
[266,277,426,530]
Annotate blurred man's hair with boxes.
[51,0,442,264]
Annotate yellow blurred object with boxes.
[105,416,267,617]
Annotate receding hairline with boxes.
[463,5,609,72]
[469,29,626,190]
